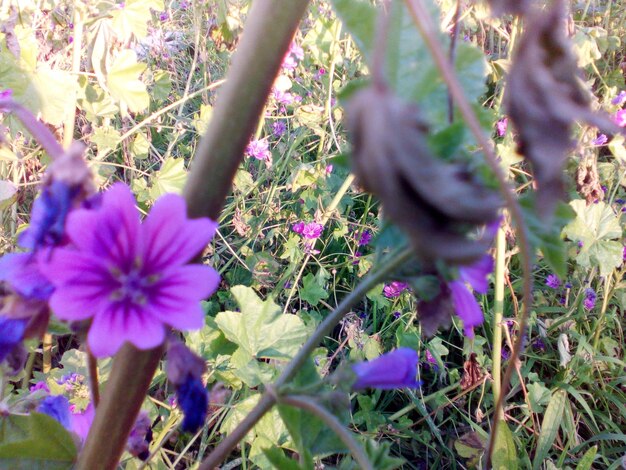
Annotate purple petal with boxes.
[65,183,141,269]
[142,194,217,273]
[88,304,165,357]
[0,253,54,300]
[48,272,112,322]
[458,255,493,294]
[352,348,420,390]
[38,248,108,285]
[70,403,95,442]
[448,281,484,338]
[147,265,219,329]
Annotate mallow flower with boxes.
[39,183,220,357]
[352,348,421,390]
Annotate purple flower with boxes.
[532,338,546,352]
[177,376,208,432]
[449,255,494,337]
[592,134,608,146]
[38,395,71,429]
[0,316,27,362]
[292,222,305,234]
[301,222,323,240]
[159,11,169,21]
[392,311,401,319]
[352,348,420,390]
[565,282,572,289]
[0,253,54,300]
[245,138,271,161]
[273,90,295,105]
[613,109,626,127]
[583,288,596,310]
[357,229,372,246]
[289,43,304,60]
[30,381,50,393]
[612,91,626,106]
[623,246,626,261]
[325,164,333,175]
[70,403,95,443]
[281,54,297,71]
[383,281,409,298]
[496,117,508,137]
[272,121,286,137]
[545,274,560,289]
[127,412,152,460]
[38,183,220,357]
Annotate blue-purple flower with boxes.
[352,348,420,390]
[357,229,372,246]
[583,288,596,310]
[496,117,508,137]
[545,274,560,289]
[612,90,626,106]
[0,316,27,363]
[592,134,608,146]
[272,120,287,137]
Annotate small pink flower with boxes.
[245,138,271,161]
[613,109,626,127]
[301,222,323,239]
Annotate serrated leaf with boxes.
[299,273,329,306]
[91,125,121,155]
[106,49,149,114]
[533,389,567,470]
[215,286,309,360]
[562,199,623,276]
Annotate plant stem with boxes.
[402,1,534,466]
[63,5,83,149]
[76,1,311,468]
[199,246,414,469]
[279,395,374,470]
[491,226,506,405]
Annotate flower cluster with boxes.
[383,281,409,298]
[583,288,596,310]
[281,42,304,72]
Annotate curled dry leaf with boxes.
[576,157,604,204]
[506,0,618,219]
[345,85,501,265]
[460,352,483,390]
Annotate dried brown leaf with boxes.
[576,157,604,204]
[345,86,501,265]
[460,352,483,390]
[506,0,617,218]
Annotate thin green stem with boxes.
[279,395,373,470]
[592,274,612,350]
[491,226,506,405]
[402,2,534,466]
[199,246,414,469]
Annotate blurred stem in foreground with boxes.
[75,1,311,468]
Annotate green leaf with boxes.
[106,49,149,114]
[334,0,488,128]
[149,158,187,199]
[91,125,121,155]
[492,420,518,470]
[130,133,150,160]
[0,180,17,211]
[110,0,164,41]
[562,199,623,276]
[574,446,597,470]
[533,389,567,470]
[299,273,329,306]
[0,413,77,469]
[215,286,309,360]
[262,447,303,470]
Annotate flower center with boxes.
[109,260,159,306]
